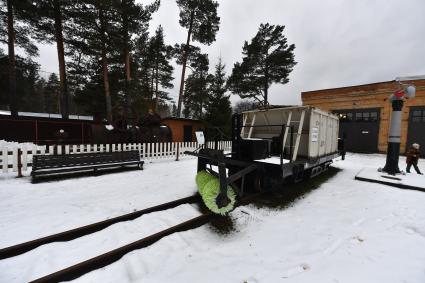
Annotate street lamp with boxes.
[381,81,416,175]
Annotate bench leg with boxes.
[138,162,144,170]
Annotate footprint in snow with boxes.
[350,236,365,243]
[281,263,310,278]
[404,226,425,237]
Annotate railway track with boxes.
[29,213,212,283]
[1,193,261,282]
[0,195,200,260]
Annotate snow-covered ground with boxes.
[0,154,424,283]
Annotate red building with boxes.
[161,117,204,142]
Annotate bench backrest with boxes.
[33,151,140,170]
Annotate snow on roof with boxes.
[0,111,93,121]
[395,75,425,82]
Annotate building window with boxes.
[335,111,353,122]
[335,110,378,122]
[355,112,363,121]
[412,110,425,123]
[354,111,378,122]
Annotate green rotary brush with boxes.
[195,171,236,215]
[195,170,215,194]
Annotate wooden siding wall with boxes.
[161,120,204,142]
[302,79,425,153]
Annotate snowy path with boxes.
[1,154,425,282]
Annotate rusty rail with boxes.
[29,213,212,283]
[0,195,200,260]
[27,193,263,282]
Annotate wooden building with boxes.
[161,117,205,142]
[302,77,425,154]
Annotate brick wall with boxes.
[302,79,425,153]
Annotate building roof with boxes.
[162,117,203,123]
[0,111,93,121]
[301,76,425,99]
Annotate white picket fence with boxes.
[0,141,232,175]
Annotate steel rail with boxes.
[29,213,212,283]
[28,193,262,283]
[0,195,200,260]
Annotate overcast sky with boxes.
[31,0,425,106]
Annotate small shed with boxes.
[161,117,205,142]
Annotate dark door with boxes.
[334,108,380,153]
[406,106,425,157]
[183,125,193,142]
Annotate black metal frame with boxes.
[233,114,295,165]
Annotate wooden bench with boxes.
[31,151,144,179]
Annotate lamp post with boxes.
[381,82,416,175]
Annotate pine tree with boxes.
[98,0,114,122]
[44,73,60,113]
[175,0,220,117]
[0,0,38,115]
[146,26,174,112]
[0,55,41,112]
[113,0,159,118]
[228,23,296,105]
[233,100,257,114]
[28,0,76,119]
[183,53,211,119]
[204,58,232,136]
[171,103,177,117]
[65,0,120,122]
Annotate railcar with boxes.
[187,106,345,209]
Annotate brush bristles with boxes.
[195,171,236,215]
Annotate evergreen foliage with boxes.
[1,0,299,130]
[175,0,220,117]
[204,58,232,136]
[143,26,174,111]
[182,53,211,119]
[0,0,38,57]
[0,55,59,113]
[228,23,296,105]
[0,0,39,115]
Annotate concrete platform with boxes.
[355,167,425,192]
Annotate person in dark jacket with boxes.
[406,143,423,174]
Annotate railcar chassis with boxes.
[186,110,344,208]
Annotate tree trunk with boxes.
[99,1,112,123]
[154,61,159,112]
[53,0,69,119]
[176,9,195,117]
[151,68,155,101]
[7,0,17,116]
[122,0,131,119]
[264,67,269,106]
